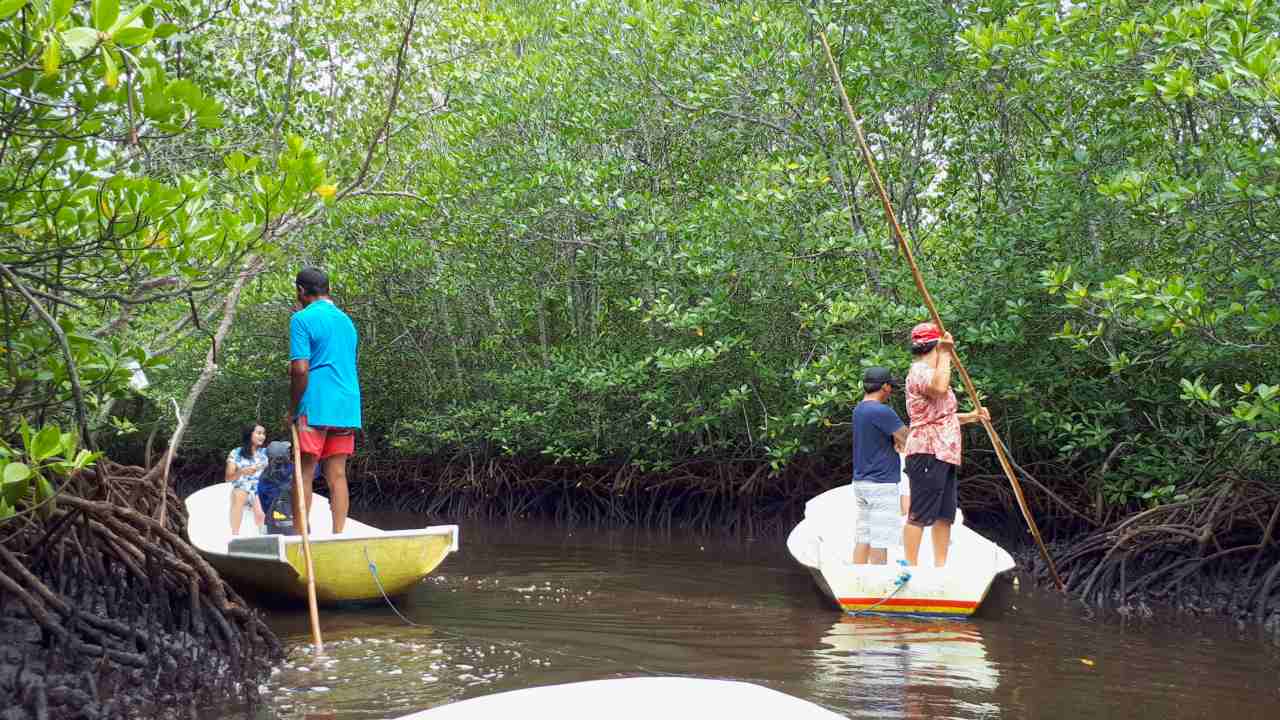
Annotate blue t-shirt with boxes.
[852,400,905,484]
[290,299,362,428]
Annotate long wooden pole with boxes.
[289,423,325,651]
[815,28,1065,591]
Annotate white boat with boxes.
[787,469,1014,617]
[185,484,459,604]
[393,677,845,719]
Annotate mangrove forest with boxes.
[1,0,1278,716]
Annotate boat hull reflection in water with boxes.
[810,615,1000,719]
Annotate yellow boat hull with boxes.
[201,530,457,604]
[185,484,459,605]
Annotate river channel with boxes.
[207,518,1280,719]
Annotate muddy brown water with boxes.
[206,518,1280,719]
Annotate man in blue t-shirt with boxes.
[851,367,910,565]
[288,267,361,534]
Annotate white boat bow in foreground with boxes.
[393,677,845,719]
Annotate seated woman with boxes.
[226,424,268,535]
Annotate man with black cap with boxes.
[288,267,361,535]
[851,367,910,565]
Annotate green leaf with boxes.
[114,26,152,46]
[34,474,56,503]
[72,449,98,470]
[0,0,27,22]
[0,497,13,521]
[32,425,61,461]
[63,27,100,56]
[93,0,119,31]
[102,47,119,89]
[3,462,31,485]
[43,33,61,77]
[52,0,73,22]
[224,151,247,173]
[110,2,150,34]
[153,22,178,39]
[18,422,33,457]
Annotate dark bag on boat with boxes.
[258,441,298,536]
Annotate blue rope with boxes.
[846,562,912,617]
[364,546,430,628]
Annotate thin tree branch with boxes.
[0,262,92,449]
[154,257,265,526]
[337,0,422,200]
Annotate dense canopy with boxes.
[1,0,1276,552]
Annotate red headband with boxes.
[910,322,941,344]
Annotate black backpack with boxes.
[257,442,297,535]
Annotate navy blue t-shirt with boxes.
[852,400,905,484]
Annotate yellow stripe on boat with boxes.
[837,598,977,616]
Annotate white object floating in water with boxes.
[392,677,844,719]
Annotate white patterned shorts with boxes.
[853,481,901,548]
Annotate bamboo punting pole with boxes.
[290,423,325,651]
[815,28,1065,591]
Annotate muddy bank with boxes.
[0,462,281,719]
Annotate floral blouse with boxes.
[904,361,962,466]
[226,447,267,491]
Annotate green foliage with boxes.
[2,1,340,497]
[0,0,1256,524]
[0,422,98,521]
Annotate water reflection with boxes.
[809,613,1000,719]
[205,522,1280,720]
[819,616,997,690]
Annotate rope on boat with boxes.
[364,546,430,628]
[846,565,912,617]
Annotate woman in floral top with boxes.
[225,424,268,535]
[902,323,988,567]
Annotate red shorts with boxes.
[296,416,355,459]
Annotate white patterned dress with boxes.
[227,447,267,493]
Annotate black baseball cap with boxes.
[863,366,901,388]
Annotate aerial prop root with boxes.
[0,462,281,717]
[1049,483,1280,618]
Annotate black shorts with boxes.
[906,453,957,526]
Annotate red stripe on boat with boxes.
[837,597,978,609]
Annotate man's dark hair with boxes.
[910,340,938,356]
[295,267,330,297]
[863,381,888,393]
